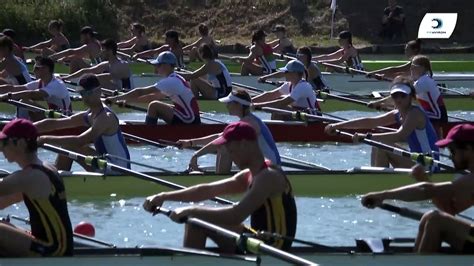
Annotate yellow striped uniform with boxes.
[249,162,297,251]
[24,164,73,256]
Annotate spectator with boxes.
[379,0,405,41]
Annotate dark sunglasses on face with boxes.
[391,92,408,99]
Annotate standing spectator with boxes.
[379,0,405,41]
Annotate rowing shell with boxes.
[29,120,469,143]
[132,72,474,94]
[55,170,454,200]
[0,246,472,265]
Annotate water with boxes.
[0,110,473,248]
[2,197,473,248]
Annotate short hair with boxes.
[2,29,16,39]
[48,19,64,31]
[251,29,267,43]
[0,36,14,51]
[80,26,97,37]
[101,39,117,55]
[132,23,146,34]
[198,43,216,60]
[34,56,55,73]
[297,46,312,66]
[406,39,422,54]
[198,23,209,36]
[412,55,433,77]
[165,30,179,43]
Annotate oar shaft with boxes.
[41,144,234,205]
[379,203,423,220]
[156,208,316,265]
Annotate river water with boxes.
[0,110,473,248]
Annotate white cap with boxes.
[390,84,412,95]
[218,92,251,106]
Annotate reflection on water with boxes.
[2,197,473,248]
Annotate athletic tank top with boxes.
[8,56,32,85]
[110,59,134,91]
[257,44,277,74]
[343,47,364,70]
[247,113,281,165]
[23,164,73,256]
[83,107,131,169]
[307,62,328,91]
[395,106,440,164]
[248,161,297,251]
[207,59,232,98]
[414,74,448,123]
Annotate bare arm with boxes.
[0,84,28,93]
[182,37,203,51]
[108,86,157,102]
[313,49,343,61]
[117,37,137,49]
[178,64,208,80]
[34,111,86,133]
[252,87,283,103]
[6,90,48,101]
[253,95,294,109]
[331,110,397,130]
[134,45,168,59]
[50,45,89,60]
[369,62,411,76]
[25,39,53,50]
[370,108,423,143]
[62,62,109,80]
[258,71,285,81]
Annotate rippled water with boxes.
[0,110,472,248]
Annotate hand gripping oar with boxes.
[335,129,469,174]
[154,207,317,265]
[378,203,474,222]
[7,215,116,248]
[41,144,234,205]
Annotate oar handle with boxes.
[379,203,423,220]
[153,207,172,217]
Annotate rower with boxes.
[253,60,319,120]
[117,23,150,54]
[35,74,130,171]
[179,44,232,99]
[177,90,281,174]
[1,29,25,62]
[0,36,32,85]
[0,56,72,120]
[24,19,70,56]
[367,39,421,79]
[368,55,447,138]
[325,76,439,169]
[0,119,73,256]
[231,29,277,76]
[62,39,134,91]
[183,23,218,62]
[133,30,185,69]
[50,26,102,73]
[258,46,329,91]
[143,121,297,252]
[313,30,364,71]
[268,25,297,56]
[106,51,200,125]
[361,124,474,253]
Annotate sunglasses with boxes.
[390,92,408,99]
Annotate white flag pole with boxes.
[330,0,337,39]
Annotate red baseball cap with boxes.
[435,123,474,147]
[212,121,257,145]
[0,119,38,140]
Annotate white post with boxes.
[330,0,337,39]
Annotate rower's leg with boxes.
[183,223,245,252]
[69,57,90,73]
[147,101,174,124]
[386,153,415,168]
[191,78,217,99]
[55,145,96,171]
[0,223,36,256]
[183,223,207,249]
[97,73,120,91]
[241,61,264,76]
[417,210,472,253]
[216,146,232,174]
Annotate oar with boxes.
[335,130,468,173]
[319,91,472,123]
[8,215,116,248]
[378,203,474,222]
[257,106,396,132]
[104,154,177,174]
[256,231,353,254]
[154,207,317,265]
[41,144,234,205]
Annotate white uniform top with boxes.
[413,74,446,120]
[25,78,72,114]
[154,72,200,123]
[277,80,318,114]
